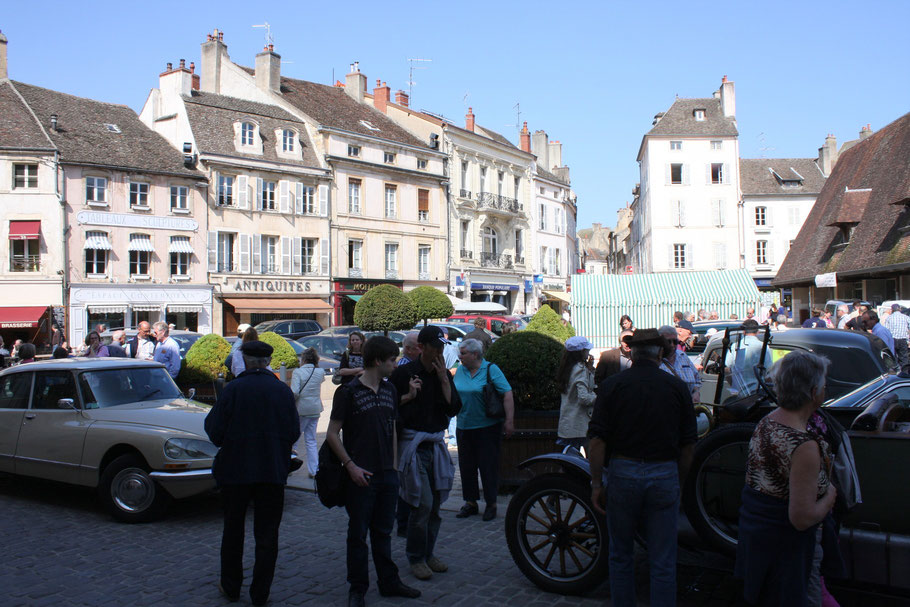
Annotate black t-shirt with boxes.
[330,377,398,472]
[390,358,461,432]
[339,351,365,385]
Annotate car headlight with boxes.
[164,438,219,459]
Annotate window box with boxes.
[130,204,151,212]
[87,201,109,208]
[171,208,191,215]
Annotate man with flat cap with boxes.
[205,340,301,606]
[588,328,697,607]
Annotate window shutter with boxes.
[292,237,302,274]
[239,233,251,273]
[279,180,290,214]
[207,231,217,271]
[685,244,692,268]
[251,234,261,274]
[319,184,329,216]
[281,236,291,275]
[706,163,712,185]
[211,171,219,205]
[256,178,264,211]
[668,244,675,269]
[320,238,330,275]
[765,207,773,228]
[711,200,720,226]
[671,201,680,227]
[683,164,690,185]
[665,164,671,186]
[718,200,726,226]
[723,163,730,184]
[418,188,429,213]
[678,200,687,227]
[295,183,304,215]
[237,175,249,209]
[767,241,775,266]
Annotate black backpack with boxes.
[314,440,347,508]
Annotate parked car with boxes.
[100,330,202,359]
[295,334,347,361]
[825,299,872,317]
[0,357,217,523]
[226,336,339,374]
[253,319,322,341]
[877,300,910,317]
[446,314,527,336]
[317,326,407,346]
[410,322,497,343]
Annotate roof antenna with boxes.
[407,57,432,102]
[757,132,776,159]
[505,102,522,133]
[252,22,273,46]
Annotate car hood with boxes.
[84,398,211,436]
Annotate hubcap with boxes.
[111,468,155,513]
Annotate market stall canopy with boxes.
[0,306,47,329]
[452,300,507,313]
[224,298,332,314]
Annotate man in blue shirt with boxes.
[883,304,910,366]
[152,321,182,378]
[863,310,895,355]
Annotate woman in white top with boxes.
[291,347,326,477]
[231,326,258,378]
[556,336,598,452]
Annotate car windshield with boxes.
[79,367,183,408]
[823,375,890,408]
[170,334,201,357]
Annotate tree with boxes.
[258,331,299,370]
[354,284,419,335]
[486,331,564,411]
[526,304,575,343]
[178,334,231,386]
[407,286,454,326]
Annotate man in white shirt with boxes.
[126,321,156,360]
[152,321,182,379]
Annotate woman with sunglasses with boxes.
[84,331,110,358]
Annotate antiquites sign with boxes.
[233,279,314,293]
[77,211,198,232]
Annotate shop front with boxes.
[0,306,52,352]
[332,279,404,326]
[469,277,522,313]
[541,283,571,317]
[216,277,332,336]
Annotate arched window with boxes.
[241,122,255,146]
[482,227,498,255]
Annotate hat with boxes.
[418,325,449,347]
[239,340,273,357]
[677,319,695,333]
[893,303,902,311]
[622,328,667,347]
[565,336,593,352]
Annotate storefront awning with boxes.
[167,304,202,313]
[87,305,127,314]
[84,231,112,250]
[346,294,362,303]
[169,237,194,254]
[224,298,333,314]
[543,290,572,304]
[131,304,161,312]
[9,220,40,240]
[0,306,46,329]
[128,235,154,252]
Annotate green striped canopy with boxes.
[572,269,762,349]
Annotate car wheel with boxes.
[505,473,607,595]
[682,423,755,555]
[99,454,171,523]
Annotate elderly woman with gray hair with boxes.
[735,350,837,607]
[291,347,325,478]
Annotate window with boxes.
[32,372,77,409]
[384,185,397,218]
[712,199,725,227]
[670,141,682,151]
[282,129,295,152]
[418,245,430,276]
[384,152,396,164]
[301,238,317,274]
[515,229,523,261]
[348,179,361,214]
[480,167,487,193]
[348,144,361,157]
[460,221,470,254]
[670,164,683,185]
[129,234,152,277]
[673,243,687,269]
[672,200,686,227]
[694,109,706,121]
[170,185,189,211]
[417,189,429,222]
[461,161,469,188]
[788,207,800,226]
[482,227,498,254]
[755,206,767,226]
[301,186,316,214]
[539,203,547,230]
[260,180,277,211]
[170,237,191,277]
[10,239,39,272]
[103,123,121,134]
[127,182,149,207]
[86,176,107,203]
[384,243,399,275]
[0,372,31,409]
[13,164,38,189]
[756,240,768,265]
[348,239,362,270]
[241,122,255,146]
[262,236,278,274]
[218,175,234,206]
[539,187,545,195]
[714,242,727,269]
[417,159,427,170]
[711,140,723,150]
[550,248,561,275]
[217,232,235,272]
[85,231,109,275]
[497,171,504,196]
[711,163,724,184]
[514,176,520,198]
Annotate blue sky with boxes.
[3,1,908,230]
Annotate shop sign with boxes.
[815,273,837,288]
[233,280,314,293]
[77,211,198,232]
[471,282,518,291]
[0,321,38,329]
[334,281,403,293]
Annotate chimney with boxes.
[465,107,475,132]
[532,130,549,171]
[255,44,281,93]
[719,75,735,118]
[345,62,366,102]
[395,89,409,108]
[554,166,570,183]
[519,122,531,152]
[593,222,602,230]
[818,133,838,177]
[159,59,193,100]
[548,140,562,169]
[200,29,228,94]
[189,61,200,90]
[373,80,390,112]
[0,30,7,79]
[859,124,873,140]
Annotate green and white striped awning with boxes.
[572,269,762,349]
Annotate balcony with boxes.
[215,262,237,273]
[10,256,40,272]
[480,252,513,269]
[460,249,473,260]
[514,256,525,265]
[385,270,400,280]
[348,267,363,278]
[459,189,472,199]
[476,192,523,215]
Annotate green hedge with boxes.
[526,304,575,343]
[259,331,299,370]
[354,284,419,332]
[407,286,454,326]
[486,331,564,411]
[179,334,231,385]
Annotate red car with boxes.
[446,314,527,336]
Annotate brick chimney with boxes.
[719,75,735,118]
[532,130,549,170]
[0,30,8,79]
[189,62,200,90]
[818,134,838,177]
[519,122,531,152]
[345,62,366,102]
[373,80,390,112]
[200,29,228,94]
[859,124,873,140]
[395,89,409,108]
[465,107,475,132]
[255,44,281,93]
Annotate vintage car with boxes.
[0,357,217,523]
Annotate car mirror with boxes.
[186,388,196,400]
[57,398,78,411]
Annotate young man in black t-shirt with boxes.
[327,336,421,607]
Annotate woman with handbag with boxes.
[452,338,514,521]
[556,336,597,453]
[336,332,365,385]
[291,347,326,478]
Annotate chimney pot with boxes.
[345,64,367,102]
[166,62,173,71]
[519,122,531,153]
[394,89,409,108]
[189,61,195,73]
[179,59,185,69]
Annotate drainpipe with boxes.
[56,151,70,344]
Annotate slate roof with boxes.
[739,158,826,196]
[0,81,55,150]
[13,81,202,178]
[774,112,910,286]
[647,97,738,137]
[183,91,321,168]
[536,165,568,185]
[475,125,515,148]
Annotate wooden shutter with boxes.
[279,180,290,214]
[237,175,249,209]
[211,171,219,205]
[706,163,712,185]
[678,200,687,227]
[683,164,690,185]
[319,184,329,216]
[239,234,251,273]
[292,237,302,274]
[295,182,304,215]
[320,239,330,275]
[281,236,292,275]
[668,244,675,269]
[418,188,429,215]
[671,201,680,227]
[256,178,264,210]
[207,231,217,271]
[665,164,671,185]
[251,234,261,274]
[765,207,773,228]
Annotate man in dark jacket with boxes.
[204,340,300,606]
[463,317,493,352]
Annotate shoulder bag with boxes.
[315,385,349,508]
[332,352,347,385]
[483,363,505,419]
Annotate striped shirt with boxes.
[884,311,910,340]
[660,353,702,401]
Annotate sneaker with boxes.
[426,556,448,573]
[410,561,433,580]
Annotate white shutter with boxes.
[239,234,251,273]
[211,171,219,205]
[280,236,291,275]
[678,200,687,227]
[765,207,773,228]
[319,184,329,216]
[279,180,290,214]
[292,237,302,274]
[706,163,712,185]
[683,164,690,185]
[251,234,262,273]
[320,238,330,275]
[767,241,775,266]
[256,178,264,210]
[665,164,671,185]
[207,231,217,272]
[671,201,680,227]
[723,163,730,184]
[237,175,249,209]
[718,200,726,226]
[685,244,692,268]
[667,244,675,269]
[711,200,720,227]
[295,182,304,215]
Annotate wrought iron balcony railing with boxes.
[476,192,523,214]
[10,256,40,272]
[480,252,513,269]
[460,249,473,259]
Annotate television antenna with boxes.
[252,22,273,46]
[758,132,776,158]
[407,57,432,101]
[505,102,522,132]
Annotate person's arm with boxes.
[574,371,598,408]
[588,436,607,515]
[788,440,837,530]
[337,352,358,376]
[290,368,303,396]
[325,418,371,487]
[204,388,231,447]
[432,353,453,405]
[502,390,515,438]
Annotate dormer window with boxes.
[384,152,396,164]
[348,145,361,158]
[694,109,706,121]
[282,129,296,153]
[840,224,856,244]
[670,141,682,151]
[104,123,121,133]
[241,122,255,146]
[417,159,428,170]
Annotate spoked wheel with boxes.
[505,473,607,595]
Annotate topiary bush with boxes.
[526,304,575,343]
[179,334,232,386]
[486,331,564,411]
[258,331,299,370]
[407,286,454,326]
[354,284,419,334]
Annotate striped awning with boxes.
[128,234,154,252]
[87,305,126,314]
[131,304,161,312]
[167,304,202,313]
[572,269,762,349]
[84,231,112,250]
[169,237,194,254]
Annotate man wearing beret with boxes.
[588,328,696,607]
[205,340,301,606]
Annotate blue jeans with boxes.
[405,446,442,564]
[344,469,401,594]
[606,459,679,607]
[294,416,319,476]
[447,416,457,446]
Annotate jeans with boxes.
[895,338,909,368]
[220,483,285,605]
[345,469,401,594]
[406,446,442,564]
[606,459,679,607]
[447,416,458,446]
[456,422,502,505]
[294,416,319,476]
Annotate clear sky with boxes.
[3,1,908,231]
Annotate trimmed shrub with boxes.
[354,284,419,333]
[258,331,299,370]
[526,304,575,343]
[179,334,231,385]
[486,331,564,411]
[407,286,454,326]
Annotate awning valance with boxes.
[224,298,333,314]
[169,237,194,254]
[130,304,161,312]
[128,235,154,252]
[9,220,40,240]
[167,304,202,313]
[0,306,46,329]
[84,231,112,250]
[543,290,571,304]
[346,294,362,303]
[87,305,126,314]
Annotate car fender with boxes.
[518,452,593,484]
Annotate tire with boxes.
[682,423,755,555]
[505,473,608,595]
[98,454,171,523]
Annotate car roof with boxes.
[1,357,166,374]
[705,326,883,349]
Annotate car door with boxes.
[0,371,32,473]
[14,370,92,482]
